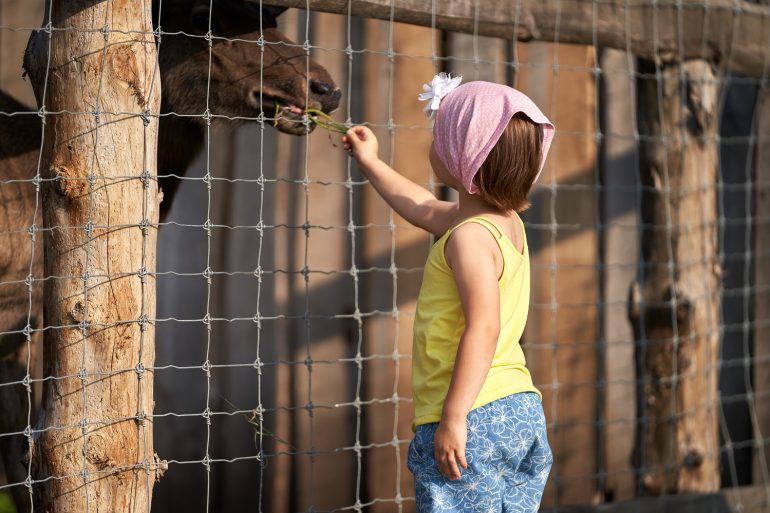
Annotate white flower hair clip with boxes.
[418,72,463,119]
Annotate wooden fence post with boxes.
[23,1,161,510]
[630,59,721,494]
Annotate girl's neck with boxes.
[455,188,508,221]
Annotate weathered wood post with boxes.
[23,0,161,510]
[630,59,721,494]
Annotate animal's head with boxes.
[153,0,341,135]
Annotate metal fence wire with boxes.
[0,0,769,512]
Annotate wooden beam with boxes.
[520,43,600,506]
[289,11,358,511]
[24,1,161,510]
[258,0,770,78]
[601,48,639,502]
[629,58,721,494]
[360,19,436,512]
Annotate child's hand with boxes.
[342,126,379,167]
[434,419,468,480]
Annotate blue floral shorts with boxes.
[407,392,552,513]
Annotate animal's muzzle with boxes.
[310,79,342,113]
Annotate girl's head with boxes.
[429,79,554,212]
[473,113,543,211]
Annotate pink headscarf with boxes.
[431,81,555,194]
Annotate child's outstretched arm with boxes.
[343,126,457,236]
[434,223,503,480]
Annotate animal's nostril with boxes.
[310,80,334,96]
[322,89,342,113]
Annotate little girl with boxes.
[342,75,554,513]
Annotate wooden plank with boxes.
[256,0,770,77]
[0,0,41,104]
[360,19,436,513]
[289,11,357,512]
[754,89,770,486]
[445,32,508,84]
[264,11,302,513]
[520,43,600,506]
[241,10,361,512]
[600,48,638,502]
[151,127,213,513]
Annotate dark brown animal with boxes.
[0,2,340,510]
[155,0,341,215]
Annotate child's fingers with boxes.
[456,449,468,470]
[347,125,370,141]
[435,447,460,480]
[433,446,442,472]
[344,129,359,145]
[434,447,448,479]
[341,133,355,153]
[445,452,461,480]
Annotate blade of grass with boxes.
[273,102,281,129]
[304,108,348,134]
[222,398,295,450]
[274,104,348,134]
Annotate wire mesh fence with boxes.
[0,0,769,512]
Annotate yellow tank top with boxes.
[411,215,541,428]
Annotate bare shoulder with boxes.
[445,221,500,268]
[449,221,498,245]
[480,212,524,253]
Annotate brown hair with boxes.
[473,112,543,212]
